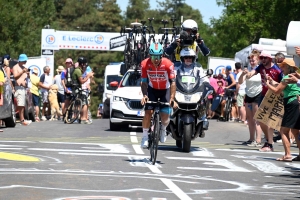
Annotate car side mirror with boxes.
[109,81,119,87]
[206,69,213,76]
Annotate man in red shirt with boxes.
[140,43,177,148]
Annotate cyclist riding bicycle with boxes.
[71,57,94,124]
[164,19,210,67]
[140,42,177,149]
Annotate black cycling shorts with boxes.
[145,86,171,114]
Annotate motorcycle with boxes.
[168,68,214,152]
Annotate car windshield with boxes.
[120,71,141,87]
[106,75,123,90]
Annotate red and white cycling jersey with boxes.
[141,58,175,89]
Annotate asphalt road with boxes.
[0,119,300,200]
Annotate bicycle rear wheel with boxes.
[150,114,160,165]
[65,98,83,124]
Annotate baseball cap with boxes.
[259,51,272,59]
[278,58,298,70]
[225,65,232,70]
[65,58,73,63]
[18,54,28,62]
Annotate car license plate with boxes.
[137,110,145,116]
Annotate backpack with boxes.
[65,67,76,87]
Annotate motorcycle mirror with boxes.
[206,69,213,76]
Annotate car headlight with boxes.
[113,96,129,102]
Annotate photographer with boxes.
[165,19,210,67]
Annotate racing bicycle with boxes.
[146,99,170,165]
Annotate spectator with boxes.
[61,58,73,118]
[247,51,283,152]
[12,54,31,125]
[2,55,13,92]
[207,75,218,119]
[30,68,41,122]
[97,104,103,119]
[82,65,93,123]
[239,53,262,146]
[235,62,246,123]
[72,57,94,124]
[265,58,300,161]
[54,66,65,118]
[216,80,225,96]
[275,52,285,64]
[0,66,4,131]
[39,66,52,121]
[219,65,237,121]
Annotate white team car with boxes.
[109,69,143,131]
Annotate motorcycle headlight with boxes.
[113,96,128,102]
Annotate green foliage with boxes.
[210,0,300,58]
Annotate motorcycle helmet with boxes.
[77,56,87,65]
[180,48,196,63]
[181,19,198,33]
[149,43,163,56]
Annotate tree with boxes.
[0,0,56,57]
[211,0,300,58]
[124,0,150,25]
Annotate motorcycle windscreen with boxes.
[176,75,201,93]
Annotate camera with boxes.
[179,31,195,47]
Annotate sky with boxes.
[116,0,224,24]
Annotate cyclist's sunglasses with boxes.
[151,55,162,60]
[184,56,193,59]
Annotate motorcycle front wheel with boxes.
[182,124,192,152]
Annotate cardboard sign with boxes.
[254,90,284,131]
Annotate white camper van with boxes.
[102,62,123,118]
[234,38,292,69]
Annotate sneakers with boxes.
[21,120,32,126]
[242,140,252,145]
[160,128,167,143]
[247,141,262,147]
[35,117,40,122]
[41,116,47,121]
[81,120,92,125]
[259,143,274,152]
[141,136,148,149]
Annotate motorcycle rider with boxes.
[140,42,177,148]
[165,19,210,67]
[175,48,210,134]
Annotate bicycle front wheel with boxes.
[150,114,160,165]
[65,98,83,124]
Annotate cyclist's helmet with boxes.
[180,47,196,63]
[181,19,198,34]
[77,57,87,65]
[99,103,103,107]
[149,43,163,56]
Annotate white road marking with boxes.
[160,178,192,200]
[130,136,138,143]
[168,157,251,172]
[132,145,144,154]
[59,152,148,158]
[28,148,129,154]
[244,160,292,174]
[191,148,214,157]
[146,162,163,174]
[130,132,136,136]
